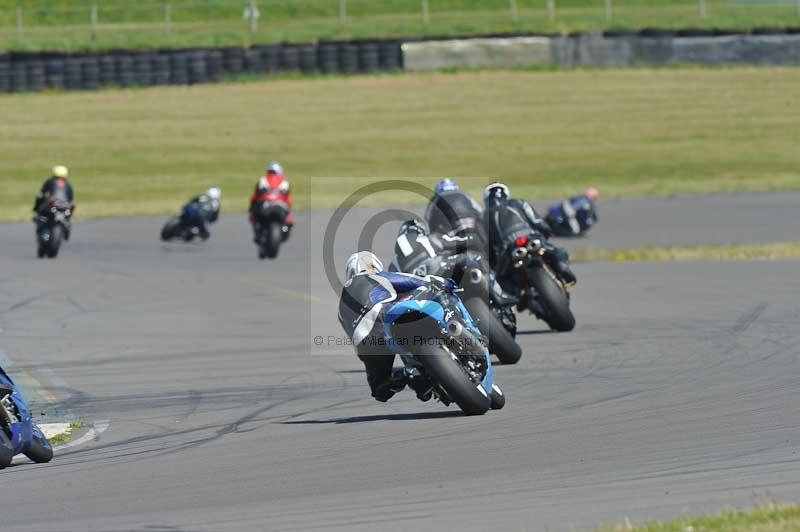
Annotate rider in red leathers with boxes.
[249,161,294,242]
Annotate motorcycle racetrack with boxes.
[1,191,799,531]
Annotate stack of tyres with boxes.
[27,60,46,91]
[280,45,300,72]
[379,41,402,70]
[206,50,224,81]
[222,47,244,76]
[244,48,263,74]
[170,53,190,85]
[0,59,9,93]
[189,51,208,84]
[64,58,82,89]
[134,53,154,86]
[298,44,317,73]
[339,43,360,73]
[116,55,136,87]
[359,42,380,73]
[98,56,116,86]
[45,59,66,89]
[11,62,28,92]
[318,44,339,73]
[82,58,100,90]
[152,54,171,85]
[257,45,282,73]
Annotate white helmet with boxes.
[266,161,283,175]
[483,181,509,205]
[345,251,384,282]
[206,187,221,201]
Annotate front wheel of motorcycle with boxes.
[416,342,491,416]
[161,216,181,241]
[262,222,282,259]
[529,267,575,332]
[47,224,63,258]
[463,297,522,365]
[0,429,14,469]
[24,424,53,464]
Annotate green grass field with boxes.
[1,0,799,51]
[572,242,800,262]
[1,66,799,221]
[600,504,800,531]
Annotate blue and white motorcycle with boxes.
[384,283,505,416]
[0,367,54,468]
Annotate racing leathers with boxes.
[338,271,452,402]
[33,177,74,239]
[249,173,294,241]
[545,193,598,237]
[182,193,220,240]
[424,189,486,243]
[484,198,576,285]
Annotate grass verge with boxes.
[2,67,799,221]
[600,504,800,531]
[2,1,800,52]
[571,242,800,263]
[47,420,85,446]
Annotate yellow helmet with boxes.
[52,165,69,179]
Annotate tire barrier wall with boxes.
[2,30,799,93]
[0,40,403,93]
[403,31,800,71]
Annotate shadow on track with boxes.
[516,329,556,336]
[282,410,463,425]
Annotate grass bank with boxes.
[600,504,800,531]
[2,67,799,221]
[1,0,800,51]
[572,242,800,263]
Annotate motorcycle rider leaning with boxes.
[182,187,221,240]
[33,165,75,240]
[424,178,486,241]
[338,251,456,403]
[483,182,576,285]
[389,219,483,277]
[249,161,294,242]
[545,187,599,237]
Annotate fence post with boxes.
[91,4,98,41]
[605,0,612,21]
[547,0,555,21]
[698,0,706,18]
[248,0,258,33]
[15,6,23,39]
[509,0,518,22]
[339,0,346,24]
[421,0,429,25]
[165,2,172,33]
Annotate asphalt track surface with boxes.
[1,191,799,531]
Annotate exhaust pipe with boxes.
[469,268,482,284]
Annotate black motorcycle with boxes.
[35,199,71,259]
[436,252,522,365]
[503,233,575,332]
[161,203,208,242]
[253,196,289,260]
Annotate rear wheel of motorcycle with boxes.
[463,297,522,365]
[416,342,491,416]
[47,225,63,258]
[0,429,13,469]
[24,424,53,463]
[160,216,181,241]
[263,222,282,259]
[529,267,575,332]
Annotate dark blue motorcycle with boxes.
[0,367,54,468]
[384,284,505,416]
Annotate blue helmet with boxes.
[434,178,458,194]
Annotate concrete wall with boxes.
[405,33,800,70]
